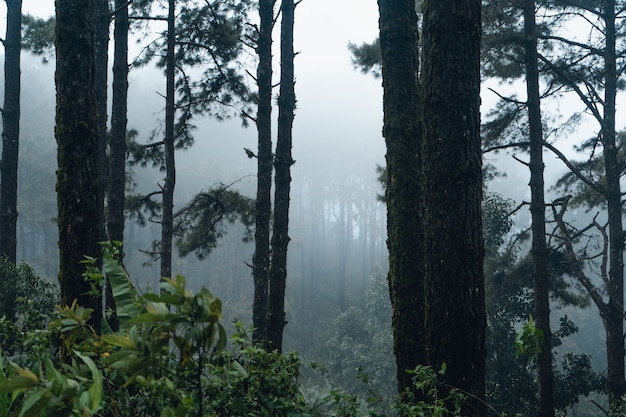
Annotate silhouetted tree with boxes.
[251,0,276,345]
[55,0,102,330]
[0,0,22,319]
[421,1,485,416]
[377,0,424,400]
[266,0,296,352]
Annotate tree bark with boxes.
[252,0,275,345]
[55,0,102,331]
[161,0,176,281]
[600,0,625,405]
[524,1,555,416]
[107,0,129,332]
[267,0,295,353]
[377,0,425,398]
[108,0,129,245]
[421,0,485,416]
[0,0,22,267]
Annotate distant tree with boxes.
[376,0,424,400]
[421,1,485,416]
[126,0,252,278]
[0,0,22,299]
[251,0,276,345]
[266,0,296,353]
[55,0,102,330]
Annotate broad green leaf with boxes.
[0,376,40,392]
[75,352,103,412]
[17,387,50,417]
[104,252,141,328]
[101,334,137,350]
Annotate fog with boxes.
[3,0,619,413]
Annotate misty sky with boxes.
[16,0,386,197]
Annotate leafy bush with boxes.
[0,245,473,417]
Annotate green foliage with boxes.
[21,15,55,63]
[515,315,544,358]
[0,259,58,356]
[348,39,382,78]
[174,184,254,259]
[325,267,395,403]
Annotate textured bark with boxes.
[252,0,275,345]
[0,0,22,267]
[55,0,102,330]
[600,0,625,404]
[421,1,485,416]
[94,0,108,243]
[107,0,129,332]
[524,1,555,416]
[377,0,424,398]
[160,0,176,281]
[266,0,295,353]
[108,0,129,245]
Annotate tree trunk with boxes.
[267,0,296,353]
[252,0,275,345]
[421,1,485,416]
[161,0,176,281]
[107,0,130,332]
[524,1,555,416]
[601,0,625,405]
[0,0,22,267]
[377,0,425,398]
[108,0,129,245]
[55,0,102,331]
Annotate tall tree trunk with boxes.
[266,0,295,352]
[601,0,625,405]
[161,0,176,281]
[0,0,22,267]
[55,0,102,331]
[94,0,108,244]
[107,0,129,331]
[524,1,555,416]
[377,0,425,398]
[252,0,275,345]
[109,0,129,245]
[421,1,485,416]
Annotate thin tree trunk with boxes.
[377,0,425,398]
[267,0,296,353]
[109,0,129,246]
[421,0,485,416]
[55,0,102,331]
[107,0,130,332]
[601,0,625,405]
[161,0,176,281]
[524,1,555,415]
[0,0,22,267]
[252,0,275,345]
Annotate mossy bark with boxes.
[55,0,102,331]
[421,1,485,416]
[377,0,425,399]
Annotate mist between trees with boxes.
[0,0,625,416]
